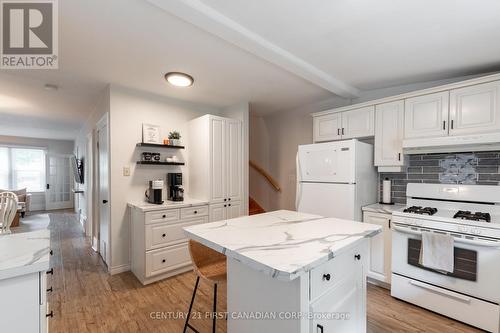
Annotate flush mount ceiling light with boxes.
[164,72,194,87]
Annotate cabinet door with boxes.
[449,81,500,136]
[404,92,449,139]
[226,119,242,202]
[209,203,227,222]
[363,212,391,284]
[210,117,226,203]
[227,200,243,219]
[375,101,405,167]
[342,106,375,139]
[313,113,342,142]
[310,263,364,333]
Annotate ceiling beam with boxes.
[145,0,360,98]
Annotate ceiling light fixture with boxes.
[164,72,194,87]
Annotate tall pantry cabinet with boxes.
[189,115,245,221]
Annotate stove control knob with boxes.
[472,228,482,235]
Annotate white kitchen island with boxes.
[184,210,381,333]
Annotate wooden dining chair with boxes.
[184,240,227,333]
[0,192,18,234]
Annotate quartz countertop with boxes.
[184,210,381,281]
[0,229,51,281]
[362,203,405,215]
[128,198,209,212]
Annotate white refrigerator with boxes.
[296,139,377,221]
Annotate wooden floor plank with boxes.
[43,211,483,332]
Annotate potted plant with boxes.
[168,131,181,146]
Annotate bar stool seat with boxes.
[184,240,227,333]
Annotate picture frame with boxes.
[142,123,161,144]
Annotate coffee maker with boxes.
[145,179,164,204]
[167,173,184,201]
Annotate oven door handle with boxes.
[393,226,500,248]
[409,280,472,303]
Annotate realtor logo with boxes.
[1,0,58,69]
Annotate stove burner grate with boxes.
[403,206,438,216]
[453,210,491,223]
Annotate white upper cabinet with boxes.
[226,119,243,202]
[404,91,449,139]
[313,107,374,142]
[375,101,405,167]
[342,106,375,139]
[313,112,342,142]
[449,81,500,136]
[210,117,226,202]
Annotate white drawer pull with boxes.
[409,280,471,303]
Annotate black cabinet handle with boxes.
[47,268,54,275]
[46,311,54,318]
[228,198,231,201]
[224,198,227,202]
[354,254,361,261]
[46,184,50,190]
[342,128,345,135]
[224,204,227,207]
[389,220,391,229]
[337,128,340,136]
[398,153,401,161]
[162,214,166,218]
[162,233,166,238]
[194,211,198,214]
[317,324,324,333]
[162,259,166,263]
[451,119,454,129]
[228,204,231,207]
[50,250,53,256]
[443,120,446,130]
[47,287,53,293]
[322,273,331,281]
[102,200,108,204]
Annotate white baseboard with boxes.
[110,264,131,275]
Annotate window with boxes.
[0,147,46,192]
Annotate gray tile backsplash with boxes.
[379,151,500,205]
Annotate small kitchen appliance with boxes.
[167,173,184,201]
[391,183,500,333]
[145,179,164,204]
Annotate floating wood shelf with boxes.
[136,161,185,166]
[136,143,185,149]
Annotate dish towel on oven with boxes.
[419,231,454,273]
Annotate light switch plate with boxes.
[123,166,130,176]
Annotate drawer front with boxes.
[392,274,500,333]
[146,243,191,277]
[310,241,367,301]
[145,209,180,225]
[145,216,208,250]
[180,205,209,220]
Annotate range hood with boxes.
[403,132,500,154]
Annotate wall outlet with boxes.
[123,166,131,176]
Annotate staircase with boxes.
[249,197,265,215]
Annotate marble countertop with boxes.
[0,229,51,281]
[362,203,405,214]
[128,198,209,212]
[184,210,381,281]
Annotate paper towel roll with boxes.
[382,178,392,204]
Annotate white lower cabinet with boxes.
[0,270,51,333]
[209,200,243,222]
[131,204,209,285]
[363,211,392,285]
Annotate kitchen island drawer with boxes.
[146,243,192,277]
[145,216,208,250]
[310,240,367,301]
[180,206,209,219]
[145,209,180,225]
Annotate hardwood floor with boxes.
[45,211,483,333]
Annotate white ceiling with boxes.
[2,0,500,139]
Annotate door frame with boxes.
[85,132,93,240]
[45,153,74,210]
[96,113,111,267]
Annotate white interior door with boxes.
[45,154,73,210]
[297,182,355,219]
[298,141,354,183]
[98,117,110,266]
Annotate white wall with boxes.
[0,135,75,211]
[107,85,224,272]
